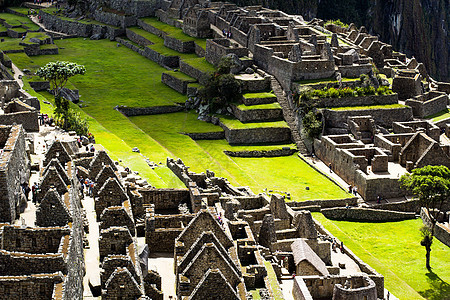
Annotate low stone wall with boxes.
[405,93,448,118]
[179,60,212,85]
[287,197,357,209]
[93,10,137,28]
[238,76,272,92]
[40,11,124,40]
[146,228,183,252]
[371,199,421,213]
[116,37,179,68]
[164,36,195,53]
[224,148,297,157]
[115,105,184,116]
[195,43,205,57]
[437,82,450,94]
[242,95,277,106]
[231,104,283,123]
[317,93,398,108]
[29,80,50,91]
[139,188,189,210]
[126,28,153,46]
[220,123,292,145]
[161,72,196,94]
[321,207,416,221]
[0,111,39,132]
[421,208,450,248]
[321,106,413,129]
[183,131,225,140]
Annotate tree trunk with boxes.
[425,245,431,270]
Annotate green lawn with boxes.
[182,57,216,73]
[243,92,277,99]
[0,12,40,30]
[236,103,281,110]
[163,70,196,82]
[0,36,26,51]
[425,109,450,122]
[7,7,31,16]
[295,77,359,85]
[219,115,288,129]
[313,213,450,300]
[9,36,348,201]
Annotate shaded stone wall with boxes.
[0,125,29,223]
[0,272,63,300]
[421,208,450,248]
[321,207,415,221]
[322,106,413,129]
[1,226,70,254]
[0,250,66,275]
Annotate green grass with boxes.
[182,57,216,73]
[9,36,348,201]
[243,92,276,99]
[8,7,31,16]
[219,115,289,129]
[21,32,49,45]
[40,44,58,50]
[313,213,450,300]
[0,36,25,51]
[236,103,281,111]
[0,12,40,31]
[139,17,207,48]
[425,109,450,122]
[163,70,196,82]
[329,104,407,111]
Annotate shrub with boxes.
[303,111,322,139]
[327,88,340,98]
[325,19,349,28]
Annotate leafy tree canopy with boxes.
[37,61,86,95]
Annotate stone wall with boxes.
[205,39,249,65]
[421,208,450,248]
[161,72,196,94]
[231,104,283,123]
[146,227,183,252]
[0,272,63,300]
[224,148,297,157]
[321,106,413,129]
[0,111,39,132]
[1,226,70,254]
[116,37,179,68]
[63,170,85,300]
[0,125,29,223]
[220,122,292,145]
[316,93,398,108]
[115,104,184,116]
[139,188,189,210]
[405,91,448,118]
[321,207,416,221]
[39,11,125,40]
[0,250,66,275]
[93,10,137,28]
[179,60,212,85]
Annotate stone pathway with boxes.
[82,192,101,298]
[271,77,308,154]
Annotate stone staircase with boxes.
[271,77,308,154]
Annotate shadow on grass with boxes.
[419,271,450,300]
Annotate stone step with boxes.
[219,117,292,145]
[271,78,308,154]
[161,71,197,95]
[242,92,277,106]
[230,103,283,123]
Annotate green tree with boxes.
[199,57,241,113]
[37,61,86,130]
[400,165,450,269]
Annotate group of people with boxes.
[78,177,94,197]
[38,113,53,126]
[222,29,232,39]
[348,184,358,196]
[331,239,345,253]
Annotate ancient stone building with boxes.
[0,124,30,223]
